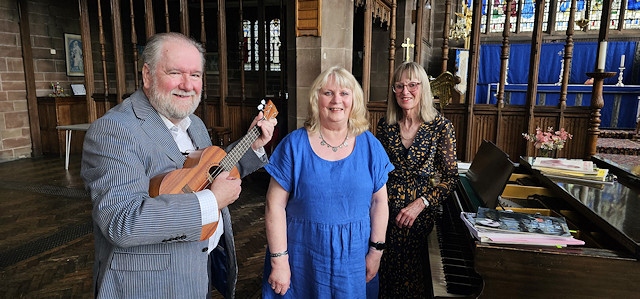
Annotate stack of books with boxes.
[532,157,611,183]
[460,207,585,247]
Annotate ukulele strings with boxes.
[205,127,262,184]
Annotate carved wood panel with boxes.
[296,0,321,36]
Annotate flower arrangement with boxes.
[522,127,572,152]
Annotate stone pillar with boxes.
[287,0,354,130]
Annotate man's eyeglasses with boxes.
[392,82,421,93]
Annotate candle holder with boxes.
[616,67,625,86]
[585,71,616,157]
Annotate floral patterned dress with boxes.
[375,114,459,298]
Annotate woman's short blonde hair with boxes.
[304,66,369,136]
[386,61,438,125]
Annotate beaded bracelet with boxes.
[270,250,289,258]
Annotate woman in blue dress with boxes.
[262,66,394,298]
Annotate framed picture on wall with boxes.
[64,33,84,76]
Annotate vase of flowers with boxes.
[522,127,572,158]
[538,148,556,158]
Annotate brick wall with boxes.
[0,1,29,161]
[0,0,82,162]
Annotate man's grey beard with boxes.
[148,80,201,121]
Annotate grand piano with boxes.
[430,140,640,298]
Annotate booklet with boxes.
[460,208,585,247]
[474,207,572,237]
[532,158,597,174]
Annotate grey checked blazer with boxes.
[81,90,266,298]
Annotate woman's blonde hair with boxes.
[386,61,438,125]
[304,66,369,136]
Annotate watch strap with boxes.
[369,240,386,251]
[421,196,429,208]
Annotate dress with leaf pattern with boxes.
[375,113,459,298]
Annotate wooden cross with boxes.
[401,38,415,62]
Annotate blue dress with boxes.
[262,128,394,298]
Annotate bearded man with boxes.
[81,32,276,299]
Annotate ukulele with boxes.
[149,100,278,197]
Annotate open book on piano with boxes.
[460,208,585,247]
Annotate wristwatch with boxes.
[421,196,430,208]
[369,240,386,251]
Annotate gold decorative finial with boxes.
[576,18,589,31]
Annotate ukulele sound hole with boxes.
[209,166,222,179]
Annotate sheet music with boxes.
[71,84,86,95]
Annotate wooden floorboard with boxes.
[2,145,638,297]
[0,155,268,298]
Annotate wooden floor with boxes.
[3,139,637,298]
[0,154,268,298]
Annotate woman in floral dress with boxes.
[376,62,459,298]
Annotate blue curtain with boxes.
[476,41,638,103]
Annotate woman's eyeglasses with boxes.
[392,82,421,93]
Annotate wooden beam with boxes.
[414,1,423,64]
[110,0,126,103]
[129,0,139,90]
[523,0,546,157]
[586,0,616,159]
[558,0,578,130]
[97,0,109,103]
[495,0,513,147]
[218,0,229,127]
[362,0,372,102]
[180,0,189,36]
[464,0,482,160]
[388,0,396,93]
[258,0,266,99]
[144,0,155,38]
[17,0,42,157]
[442,0,451,73]
[79,0,96,121]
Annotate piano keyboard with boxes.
[428,230,455,297]
[428,194,483,298]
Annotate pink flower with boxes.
[522,127,572,151]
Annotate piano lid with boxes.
[521,156,640,258]
[465,140,515,210]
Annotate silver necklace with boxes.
[319,131,349,152]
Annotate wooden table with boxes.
[56,123,91,169]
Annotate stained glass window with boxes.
[242,19,281,71]
[624,0,640,29]
[270,19,281,71]
[475,0,638,33]
[243,20,254,71]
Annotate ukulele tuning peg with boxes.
[261,99,266,105]
[257,104,264,111]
